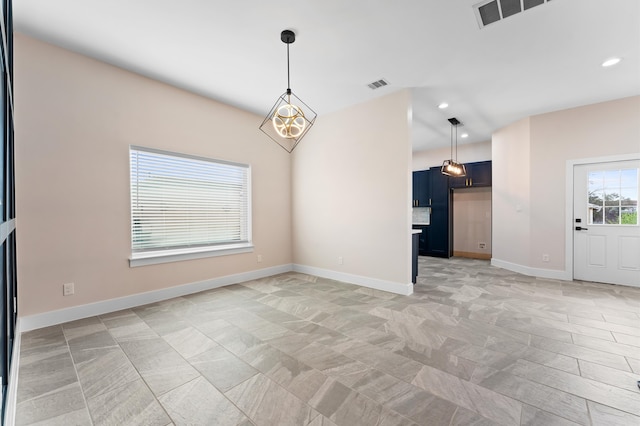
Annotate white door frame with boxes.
[565,153,640,281]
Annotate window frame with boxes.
[587,167,638,226]
[128,145,253,267]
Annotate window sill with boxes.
[129,243,254,267]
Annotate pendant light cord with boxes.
[450,124,453,161]
[454,124,458,162]
[286,42,291,94]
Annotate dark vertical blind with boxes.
[0,0,16,420]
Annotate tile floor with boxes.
[15,257,640,425]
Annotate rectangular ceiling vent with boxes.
[473,0,552,28]
[367,79,389,90]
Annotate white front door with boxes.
[573,160,640,287]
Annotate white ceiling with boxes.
[12,0,640,152]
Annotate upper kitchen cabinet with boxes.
[449,161,492,188]
[412,170,431,207]
[469,161,492,187]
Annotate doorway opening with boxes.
[452,187,492,260]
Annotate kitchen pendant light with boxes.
[259,30,317,153]
[441,117,467,177]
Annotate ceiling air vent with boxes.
[473,0,552,28]
[500,0,522,18]
[523,0,545,10]
[367,79,389,90]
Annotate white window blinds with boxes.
[130,146,250,253]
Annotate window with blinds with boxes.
[129,146,251,262]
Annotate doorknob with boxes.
[575,226,589,231]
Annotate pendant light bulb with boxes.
[272,102,306,138]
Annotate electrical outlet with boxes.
[338,256,344,265]
[257,254,262,263]
[63,282,75,296]
[542,254,550,262]
[478,242,486,249]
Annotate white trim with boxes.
[20,264,293,332]
[293,264,413,296]
[129,243,254,267]
[491,258,571,281]
[565,153,640,283]
[4,318,21,426]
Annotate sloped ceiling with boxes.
[13,0,640,151]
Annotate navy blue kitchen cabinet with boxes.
[412,170,431,207]
[426,171,450,257]
[469,160,492,187]
[448,161,492,188]
[414,161,492,259]
[412,231,419,283]
[413,225,429,256]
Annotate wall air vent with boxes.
[367,79,389,90]
[473,0,552,28]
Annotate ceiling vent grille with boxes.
[473,0,552,28]
[367,79,389,90]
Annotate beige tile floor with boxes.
[15,257,640,425]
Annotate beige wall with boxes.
[15,34,292,316]
[413,140,491,171]
[529,96,640,270]
[492,118,532,268]
[492,96,640,274]
[292,91,413,288]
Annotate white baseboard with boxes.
[19,264,294,332]
[491,258,571,281]
[4,318,21,426]
[293,264,413,296]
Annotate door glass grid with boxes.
[588,168,638,225]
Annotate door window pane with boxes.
[589,190,604,206]
[588,168,638,225]
[621,169,637,187]
[605,207,620,224]
[605,192,620,206]
[603,170,620,187]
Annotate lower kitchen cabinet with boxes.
[413,225,429,255]
[412,232,419,283]
[413,222,448,258]
[427,210,449,257]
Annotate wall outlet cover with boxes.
[63,282,75,296]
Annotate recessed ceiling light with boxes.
[602,57,621,67]
[461,133,469,138]
[438,103,449,109]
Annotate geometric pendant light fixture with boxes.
[259,30,317,153]
[441,117,467,177]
